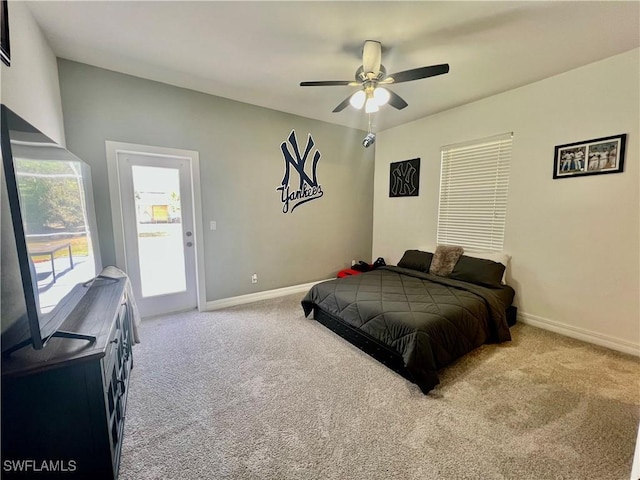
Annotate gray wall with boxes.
[58,60,374,302]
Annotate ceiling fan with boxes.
[300,40,449,114]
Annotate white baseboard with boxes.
[518,311,640,357]
[203,280,330,311]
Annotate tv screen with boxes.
[1,105,102,354]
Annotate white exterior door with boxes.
[115,151,197,317]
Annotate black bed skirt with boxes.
[506,305,518,327]
[312,306,413,382]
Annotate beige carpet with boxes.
[119,294,640,480]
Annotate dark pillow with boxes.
[397,250,433,272]
[429,245,464,277]
[449,255,506,287]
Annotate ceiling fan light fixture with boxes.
[349,90,366,109]
[299,40,450,115]
[365,97,379,113]
[373,87,390,106]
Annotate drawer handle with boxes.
[110,338,119,345]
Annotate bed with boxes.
[301,248,516,394]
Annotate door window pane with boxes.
[131,165,186,297]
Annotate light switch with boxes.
[210,221,217,231]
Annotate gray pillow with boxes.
[449,255,506,287]
[429,245,464,277]
[397,250,433,272]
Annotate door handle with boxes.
[186,231,192,237]
[186,242,193,247]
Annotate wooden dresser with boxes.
[1,276,134,479]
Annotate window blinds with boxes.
[437,133,512,252]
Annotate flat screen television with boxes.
[1,105,102,355]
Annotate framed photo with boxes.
[553,134,626,179]
[1,0,9,67]
[389,158,420,197]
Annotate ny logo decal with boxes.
[276,130,323,213]
[280,130,320,190]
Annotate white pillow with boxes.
[464,251,511,284]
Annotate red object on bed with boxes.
[337,268,362,278]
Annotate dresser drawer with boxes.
[102,305,126,385]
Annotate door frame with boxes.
[105,140,206,314]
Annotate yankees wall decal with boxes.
[389,158,420,197]
[276,130,324,213]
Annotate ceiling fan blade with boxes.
[387,90,408,110]
[332,95,353,113]
[300,80,353,87]
[387,64,450,84]
[362,40,382,74]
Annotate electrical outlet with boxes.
[251,273,258,284]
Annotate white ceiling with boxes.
[26,1,640,132]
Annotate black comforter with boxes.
[301,266,515,393]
